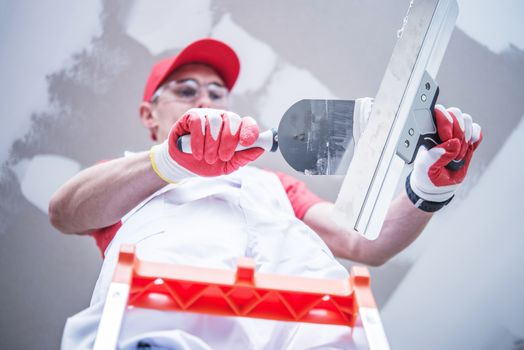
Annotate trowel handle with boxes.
[415,90,465,171]
[419,120,466,171]
[399,73,465,172]
[177,129,279,154]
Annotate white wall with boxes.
[383,117,524,349]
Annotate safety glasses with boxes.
[151,79,229,107]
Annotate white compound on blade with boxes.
[397,0,415,39]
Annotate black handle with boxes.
[415,87,465,171]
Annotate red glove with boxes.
[150,108,264,182]
[406,104,482,211]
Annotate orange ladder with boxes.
[93,244,390,349]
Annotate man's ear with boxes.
[139,102,158,141]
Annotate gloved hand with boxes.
[150,108,264,183]
[406,104,483,212]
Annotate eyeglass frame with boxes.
[150,78,230,107]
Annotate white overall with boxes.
[61,166,367,349]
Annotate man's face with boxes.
[140,63,229,142]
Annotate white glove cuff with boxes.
[406,173,454,212]
[409,169,457,203]
[150,141,196,184]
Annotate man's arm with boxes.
[303,194,432,266]
[49,109,264,235]
[303,104,482,266]
[48,151,166,234]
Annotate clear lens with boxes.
[172,80,199,100]
[207,83,228,101]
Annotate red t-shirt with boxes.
[90,170,324,258]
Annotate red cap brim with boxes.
[143,38,240,102]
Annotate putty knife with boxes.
[176,100,355,175]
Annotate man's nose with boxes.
[196,93,212,108]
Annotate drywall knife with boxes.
[176,99,356,176]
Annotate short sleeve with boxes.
[270,171,327,220]
[90,221,122,258]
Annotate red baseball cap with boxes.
[142,38,240,102]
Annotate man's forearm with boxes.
[303,193,432,266]
[49,151,166,234]
[361,193,433,265]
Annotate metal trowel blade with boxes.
[277,99,356,175]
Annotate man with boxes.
[50,38,482,349]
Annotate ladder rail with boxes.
[93,244,390,350]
